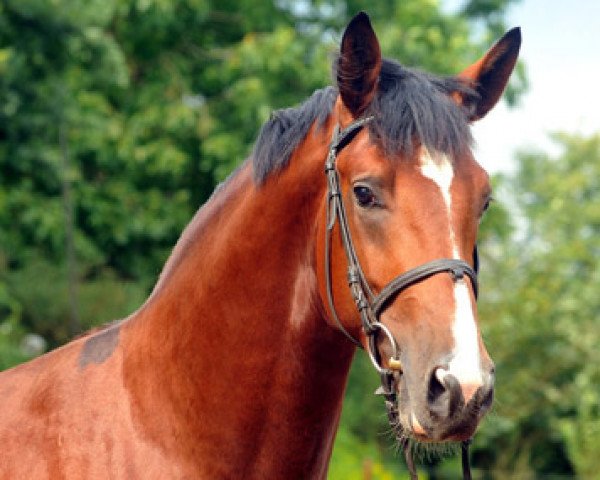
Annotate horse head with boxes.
[316,12,520,444]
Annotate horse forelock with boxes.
[367,60,477,159]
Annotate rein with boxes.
[323,117,478,480]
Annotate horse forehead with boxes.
[414,147,482,201]
[339,137,481,196]
[339,134,389,174]
[418,148,454,200]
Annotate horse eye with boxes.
[483,197,493,213]
[353,185,378,208]
[480,196,493,217]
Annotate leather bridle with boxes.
[324,116,478,480]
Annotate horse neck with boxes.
[122,120,356,477]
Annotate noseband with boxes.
[324,117,478,480]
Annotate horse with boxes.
[0,12,520,479]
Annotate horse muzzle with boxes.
[403,364,495,442]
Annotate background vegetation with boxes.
[1,0,597,478]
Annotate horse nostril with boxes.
[429,369,446,399]
[427,368,465,419]
[427,368,450,419]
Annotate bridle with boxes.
[324,116,479,480]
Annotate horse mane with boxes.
[252,58,479,183]
[252,87,337,183]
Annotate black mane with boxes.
[252,58,478,183]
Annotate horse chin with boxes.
[396,406,481,444]
[394,423,477,446]
[437,421,482,443]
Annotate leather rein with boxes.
[323,116,478,480]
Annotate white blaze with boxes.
[419,149,482,387]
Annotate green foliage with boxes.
[0,280,29,370]
[4,256,146,347]
[329,420,400,480]
[473,134,600,478]
[0,322,29,370]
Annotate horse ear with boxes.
[336,12,382,118]
[457,27,521,121]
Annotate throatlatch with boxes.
[323,117,477,480]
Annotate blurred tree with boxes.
[473,133,600,478]
[0,275,29,370]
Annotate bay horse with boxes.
[0,12,520,479]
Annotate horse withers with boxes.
[0,12,520,479]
